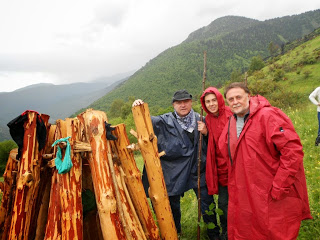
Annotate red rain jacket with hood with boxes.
[219,95,312,240]
[200,87,232,195]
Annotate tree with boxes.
[109,99,125,118]
[248,56,265,75]
[0,140,17,174]
[268,41,280,57]
[230,69,243,82]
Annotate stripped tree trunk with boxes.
[112,161,146,240]
[54,119,83,240]
[27,114,50,240]
[110,124,160,240]
[8,111,49,240]
[44,167,61,240]
[77,109,126,240]
[0,148,18,240]
[132,104,178,240]
[35,124,57,240]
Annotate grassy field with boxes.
[134,103,320,239]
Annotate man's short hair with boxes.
[224,82,251,98]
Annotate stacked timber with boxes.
[0,108,177,240]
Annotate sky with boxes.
[0,0,319,92]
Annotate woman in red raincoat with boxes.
[199,87,232,239]
[219,82,312,240]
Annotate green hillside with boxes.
[87,9,320,113]
[111,31,320,239]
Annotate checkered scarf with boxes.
[175,109,196,133]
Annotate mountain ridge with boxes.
[87,9,320,111]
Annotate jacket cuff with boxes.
[270,186,289,200]
[218,175,228,186]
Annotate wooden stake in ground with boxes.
[132,103,178,240]
[110,123,160,240]
[44,119,83,240]
[35,124,56,240]
[8,111,49,240]
[197,51,207,240]
[0,148,18,240]
[78,109,126,240]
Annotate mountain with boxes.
[0,75,130,141]
[88,9,320,111]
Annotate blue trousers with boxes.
[169,186,220,238]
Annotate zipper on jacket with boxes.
[227,117,233,165]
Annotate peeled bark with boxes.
[8,111,49,240]
[132,103,178,240]
[52,119,83,240]
[0,148,18,240]
[45,118,83,240]
[110,124,160,240]
[77,109,125,240]
[27,114,50,240]
[35,124,56,240]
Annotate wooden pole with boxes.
[132,103,178,240]
[197,51,206,240]
[35,124,56,240]
[244,72,248,86]
[27,114,50,240]
[59,118,83,240]
[110,124,160,240]
[77,109,126,239]
[45,118,83,240]
[8,111,48,240]
[0,148,18,240]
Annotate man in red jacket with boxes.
[198,87,232,240]
[219,82,312,239]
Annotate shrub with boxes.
[273,69,285,81]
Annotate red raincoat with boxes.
[200,87,232,195]
[219,95,312,239]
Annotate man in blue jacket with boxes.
[133,90,220,240]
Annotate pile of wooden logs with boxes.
[0,105,178,240]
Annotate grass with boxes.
[134,103,320,239]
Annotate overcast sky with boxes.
[0,0,319,92]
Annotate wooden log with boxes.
[110,124,160,240]
[27,114,50,240]
[0,148,18,240]
[44,167,62,240]
[62,118,83,240]
[48,119,83,240]
[112,160,146,240]
[132,103,178,240]
[35,124,56,240]
[8,111,48,240]
[77,109,126,239]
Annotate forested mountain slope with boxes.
[88,9,320,112]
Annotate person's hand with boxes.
[132,99,144,107]
[197,121,208,136]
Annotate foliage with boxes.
[0,140,17,175]
[268,41,280,56]
[86,11,320,112]
[248,55,265,75]
[229,69,243,82]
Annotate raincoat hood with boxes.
[200,87,226,116]
[200,87,232,195]
[248,94,272,117]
